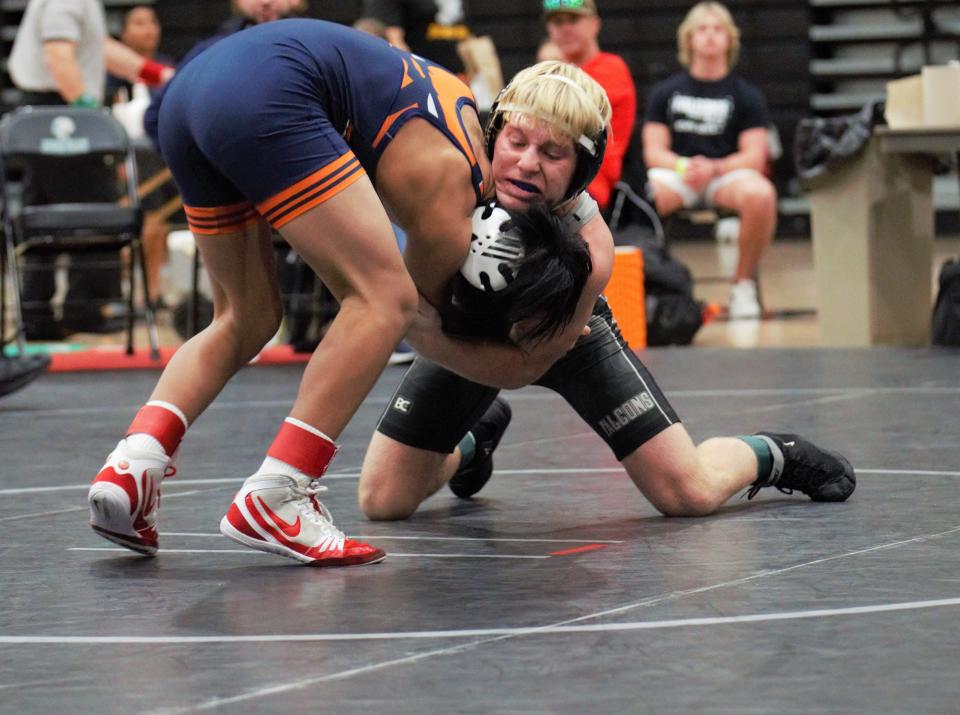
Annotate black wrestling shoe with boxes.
[748,432,856,502]
[449,397,512,499]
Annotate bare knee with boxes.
[653,484,720,517]
[353,272,418,336]
[652,187,683,217]
[358,481,419,521]
[738,180,777,218]
[209,304,282,366]
[637,464,722,517]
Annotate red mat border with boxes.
[48,344,312,372]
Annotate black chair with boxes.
[0,106,160,358]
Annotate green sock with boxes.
[456,431,476,470]
[737,436,773,484]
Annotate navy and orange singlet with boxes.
[156,19,484,235]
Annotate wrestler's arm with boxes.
[407,215,615,390]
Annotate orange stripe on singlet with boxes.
[425,66,478,167]
[256,153,357,216]
[267,165,365,229]
[184,202,260,236]
[259,157,365,228]
[400,57,414,89]
[372,102,419,149]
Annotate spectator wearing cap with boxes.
[543,0,636,212]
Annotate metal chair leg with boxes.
[4,228,27,354]
[135,238,161,360]
[125,243,135,356]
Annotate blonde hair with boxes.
[494,60,611,147]
[677,2,741,68]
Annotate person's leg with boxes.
[709,170,777,283]
[646,171,689,218]
[358,358,501,520]
[269,176,418,437]
[359,397,512,519]
[622,428,856,513]
[621,425,758,516]
[218,176,416,565]
[538,302,731,516]
[359,432,459,521]
[89,215,281,554]
[148,217,282,417]
[543,300,852,516]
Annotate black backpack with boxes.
[932,259,960,347]
[612,224,704,346]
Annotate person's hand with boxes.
[683,156,715,192]
[160,66,175,84]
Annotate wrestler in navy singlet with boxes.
[157,19,484,235]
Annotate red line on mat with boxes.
[548,543,609,557]
[48,345,312,372]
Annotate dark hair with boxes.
[498,204,592,343]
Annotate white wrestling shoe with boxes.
[220,474,385,567]
[88,439,174,556]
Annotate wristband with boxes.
[138,59,167,86]
[674,157,688,178]
[71,92,98,108]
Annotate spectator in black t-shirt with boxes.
[362,0,470,74]
[643,1,776,320]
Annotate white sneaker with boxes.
[728,280,762,320]
[88,439,174,555]
[220,474,385,566]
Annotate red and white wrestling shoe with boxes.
[220,474,385,567]
[87,439,174,556]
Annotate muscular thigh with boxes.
[377,357,500,453]
[536,301,680,461]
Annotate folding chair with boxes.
[0,106,160,358]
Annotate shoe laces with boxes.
[746,483,794,500]
[288,478,345,545]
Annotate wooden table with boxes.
[808,127,960,346]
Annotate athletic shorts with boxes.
[157,40,365,236]
[377,298,681,461]
[647,167,760,209]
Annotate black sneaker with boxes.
[448,397,512,499]
[748,432,855,502]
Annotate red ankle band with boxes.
[127,404,186,456]
[267,421,337,478]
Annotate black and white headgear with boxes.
[484,74,608,203]
[460,201,525,292]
